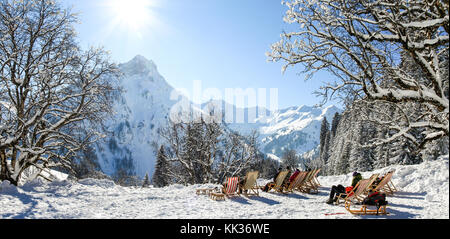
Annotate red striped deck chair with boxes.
[210,177,240,200]
[286,171,308,193]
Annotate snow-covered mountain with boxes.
[95,55,177,178]
[95,55,341,178]
[228,104,342,158]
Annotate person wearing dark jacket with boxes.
[273,167,282,182]
[326,172,362,204]
[263,167,283,192]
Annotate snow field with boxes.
[0,155,448,219]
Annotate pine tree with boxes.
[319,117,330,160]
[152,146,169,188]
[330,112,341,138]
[322,131,331,171]
[336,143,351,175]
[349,119,375,172]
[142,173,150,188]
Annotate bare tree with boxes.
[281,148,299,169]
[0,0,119,185]
[215,129,258,183]
[268,0,448,153]
[159,116,258,185]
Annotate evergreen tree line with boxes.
[314,105,449,176]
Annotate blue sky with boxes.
[61,0,339,109]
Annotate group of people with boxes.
[261,166,366,205]
[262,166,301,192]
[219,166,385,204]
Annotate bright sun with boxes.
[106,0,158,33]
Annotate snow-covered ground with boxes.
[0,155,448,219]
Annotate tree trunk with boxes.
[0,149,17,186]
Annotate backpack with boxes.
[362,191,388,215]
[345,186,354,197]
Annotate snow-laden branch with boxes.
[0,0,120,185]
[269,0,449,150]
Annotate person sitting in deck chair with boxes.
[238,177,246,194]
[325,171,362,204]
[286,168,300,188]
[262,167,283,192]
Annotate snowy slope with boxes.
[1,155,447,219]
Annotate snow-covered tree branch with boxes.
[0,0,120,185]
[268,0,449,152]
[159,115,258,185]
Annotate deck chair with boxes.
[311,168,321,187]
[296,170,312,193]
[365,173,380,192]
[196,187,216,195]
[210,177,240,200]
[308,168,321,193]
[286,171,308,193]
[239,171,260,197]
[335,174,379,205]
[298,170,319,194]
[335,175,378,205]
[372,170,397,195]
[343,178,388,215]
[265,170,289,193]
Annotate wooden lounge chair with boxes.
[296,170,312,193]
[343,178,388,215]
[311,168,321,187]
[239,171,260,197]
[210,177,240,200]
[286,171,308,193]
[372,170,397,195]
[196,187,216,195]
[298,170,319,194]
[335,174,379,205]
[265,170,289,193]
[308,168,321,193]
[365,173,380,192]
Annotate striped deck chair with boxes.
[265,170,289,193]
[373,171,397,195]
[210,177,240,200]
[343,178,388,215]
[286,171,308,193]
[239,171,260,197]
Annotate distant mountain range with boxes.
[95,55,342,178]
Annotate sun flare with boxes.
[106,0,158,33]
